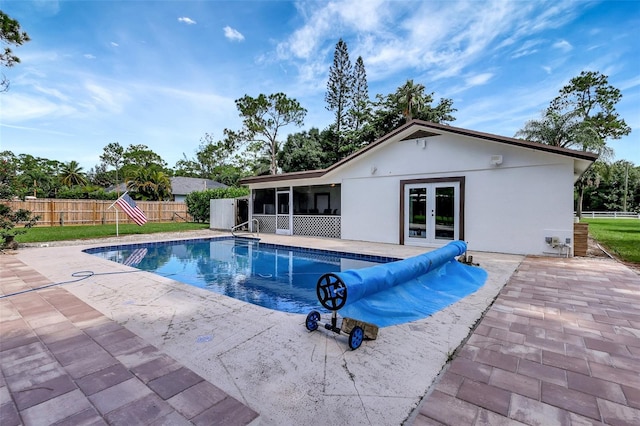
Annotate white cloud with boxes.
[618,75,640,91]
[178,17,197,25]
[0,93,77,122]
[224,26,245,42]
[110,42,119,47]
[331,0,387,32]
[553,39,573,52]
[510,39,543,59]
[465,73,493,87]
[542,66,552,74]
[83,82,130,114]
[275,0,570,85]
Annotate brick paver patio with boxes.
[3,249,640,425]
[0,255,259,426]
[411,256,640,425]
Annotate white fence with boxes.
[578,211,639,219]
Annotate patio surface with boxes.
[1,230,638,425]
[409,256,640,425]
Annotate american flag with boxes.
[116,193,147,226]
[123,247,148,266]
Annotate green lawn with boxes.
[582,218,640,264]
[15,222,210,243]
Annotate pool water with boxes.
[85,237,396,314]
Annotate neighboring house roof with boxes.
[106,183,127,193]
[240,120,599,185]
[170,177,227,195]
[107,177,226,195]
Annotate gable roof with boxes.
[240,120,599,185]
[170,177,227,195]
[108,177,227,195]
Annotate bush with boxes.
[0,203,39,249]
[185,187,249,222]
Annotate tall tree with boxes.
[550,71,631,142]
[517,70,631,217]
[227,93,306,175]
[99,142,124,192]
[59,160,87,187]
[396,79,426,121]
[0,10,30,92]
[367,83,457,141]
[122,144,168,170]
[278,128,327,173]
[582,160,639,212]
[175,133,249,186]
[325,39,353,158]
[349,56,370,132]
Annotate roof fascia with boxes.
[239,120,599,185]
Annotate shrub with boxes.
[0,203,39,249]
[185,187,249,222]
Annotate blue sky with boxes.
[1,0,638,172]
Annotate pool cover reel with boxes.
[319,240,488,328]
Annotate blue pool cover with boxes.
[337,241,488,327]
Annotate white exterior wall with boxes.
[246,128,583,255]
[336,134,576,255]
[210,198,236,230]
[341,176,400,244]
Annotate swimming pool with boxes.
[85,237,397,314]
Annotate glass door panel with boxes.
[408,188,427,239]
[404,182,459,245]
[434,186,455,240]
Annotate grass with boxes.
[15,222,210,243]
[582,218,640,264]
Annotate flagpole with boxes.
[108,191,129,237]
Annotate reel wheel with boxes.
[348,326,364,350]
[305,311,321,331]
[316,273,347,311]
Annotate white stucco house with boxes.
[239,120,598,255]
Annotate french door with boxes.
[404,180,461,246]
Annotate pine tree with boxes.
[349,56,370,132]
[325,39,353,159]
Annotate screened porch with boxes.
[250,184,341,238]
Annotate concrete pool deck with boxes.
[1,230,639,425]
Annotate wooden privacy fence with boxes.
[2,199,191,226]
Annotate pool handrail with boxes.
[231,218,260,237]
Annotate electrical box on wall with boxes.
[543,229,573,257]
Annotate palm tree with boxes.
[17,169,53,198]
[126,168,172,201]
[59,161,87,187]
[515,108,610,157]
[396,79,426,121]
